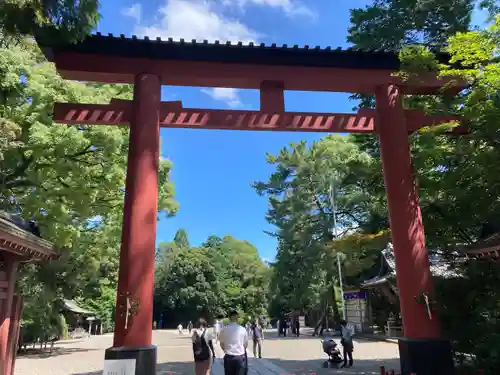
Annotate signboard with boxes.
[343,291,368,300]
[103,359,136,375]
[298,316,306,328]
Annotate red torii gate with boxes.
[40,33,465,375]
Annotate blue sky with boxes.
[95,0,489,263]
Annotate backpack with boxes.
[193,329,210,361]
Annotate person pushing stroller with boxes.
[340,320,354,368]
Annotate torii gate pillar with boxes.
[376,84,454,375]
[104,73,160,375]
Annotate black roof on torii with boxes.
[38,32,451,70]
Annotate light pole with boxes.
[329,178,347,321]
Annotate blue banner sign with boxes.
[343,291,368,300]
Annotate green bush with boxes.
[436,260,500,374]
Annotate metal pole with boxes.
[330,179,347,320]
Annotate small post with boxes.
[260,81,285,112]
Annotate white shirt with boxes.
[341,325,353,342]
[219,322,248,356]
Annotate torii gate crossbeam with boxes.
[53,99,466,134]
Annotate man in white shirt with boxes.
[219,311,248,375]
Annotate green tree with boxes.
[397,16,500,372]
[1,38,178,344]
[154,233,269,326]
[254,135,381,328]
[347,2,500,370]
[0,0,100,44]
[173,228,190,249]
[348,0,474,49]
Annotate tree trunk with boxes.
[313,301,328,336]
[331,284,341,323]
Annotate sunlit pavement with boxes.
[14,329,400,375]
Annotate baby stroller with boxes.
[321,338,343,368]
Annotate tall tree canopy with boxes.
[173,229,190,249]
[257,4,500,368]
[0,0,100,43]
[0,37,178,342]
[254,135,383,325]
[154,233,270,327]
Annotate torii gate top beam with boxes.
[38,33,463,94]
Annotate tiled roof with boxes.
[362,243,459,288]
[0,212,58,260]
[62,299,95,316]
[38,33,451,70]
[465,232,500,255]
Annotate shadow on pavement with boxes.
[262,335,339,342]
[71,357,400,375]
[71,361,194,375]
[265,358,401,375]
[18,347,101,359]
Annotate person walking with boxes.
[188,321,194,334]
[340,320,354,368]
[295,319,300,337]
[192,318,216,375]
[251,319,263,358]
[219,311,248,375]
[214,319,221,342]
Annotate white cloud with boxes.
[132,0,259,43]
[222,0,315,18]
[122,3,142,23]
[123,1,263,108]
[201,87,242,108]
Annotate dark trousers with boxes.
[342,341,353,367]
[224,354,248,375]
[253,339,262,358]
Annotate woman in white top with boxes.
[192,318,216,375]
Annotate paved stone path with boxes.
[14,330,400,375]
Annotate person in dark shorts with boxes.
[219,311,249,375]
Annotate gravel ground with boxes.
[14,329,400,375]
